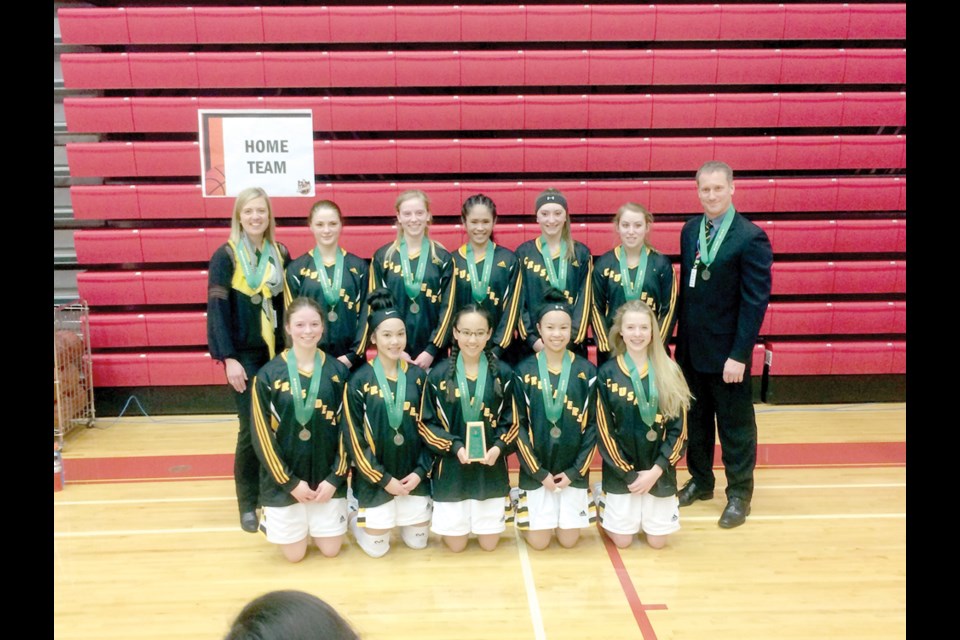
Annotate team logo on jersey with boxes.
[578,372,587,380]
[497,260,507,268]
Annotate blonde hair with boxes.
[613,202,654,249]
[535,188,576,264]
[609,300,692,418]
[229,187,276,245]
[386,189,441,261]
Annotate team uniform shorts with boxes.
[357,495,433,530]
[516,486,596,531]
[431,497,512,536]
[597,491,680,537]
[261,498,348,544]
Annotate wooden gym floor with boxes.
[54,403,906,640]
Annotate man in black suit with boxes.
[675,161,773,528]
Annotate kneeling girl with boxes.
[343,289,433,557]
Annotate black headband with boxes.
[369,307,402,333]
[535,192,568,214]
[536,301,572,324]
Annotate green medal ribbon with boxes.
[372,356,407,432]
[466,241,496,304]
[455,352,489,423]
[398,236,430,303]
[617,245,650,301]
[538,236,568,291]
[311,246,345,309]
[698,205,736,268]
[235,235,271,293]
[285,350,325,427]
[623,353,659,427]
[536,350,573,425]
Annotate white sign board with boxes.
[198,109,315,197]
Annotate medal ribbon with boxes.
[235,235,272,293]
[455,352,489,423]
[311,246,345,309]
[285,350,325,427]
[466,241,496,304]
[617,245,650,301]
[536,350,573,425]
[398,236,430,302]
[697,205,736,268]
[538,236,568,291]
[372,356,407,432]
[623,353,659,427]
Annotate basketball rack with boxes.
[54,300,96,449]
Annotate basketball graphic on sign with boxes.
[205,165,227,196]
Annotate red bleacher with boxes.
[60,4,906,45]
[59,2,906,399]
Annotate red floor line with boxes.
[599,527,662,640]
[63,441,906,483]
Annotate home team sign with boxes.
[199,109,315,197]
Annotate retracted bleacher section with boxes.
[58,2,906,412]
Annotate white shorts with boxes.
[431,497,511,536]
[597,491,680,537]
[357,495,433,530]
[516,486,596,531]
[261,499,348,545]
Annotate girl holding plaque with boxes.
[368,190,456,371]
[285,200,368,370]
[343,289,433,558]
[450,194,523,359]
[513,289,599,550]
[594,300,692,550]
[419,305,519,552]
[207,187,291,533]
[591,203,677,365]
[250,297,351,562]
[514,188,593,359]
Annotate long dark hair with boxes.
[445,304,503,410]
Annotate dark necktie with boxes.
[705,218,714,247]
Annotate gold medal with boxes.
[299,428,311,441]
[646,429,658,442]
[409,302,420,314]
[327,310,338,322]
[250,294,263,304]
[393,433,405,446]
[549,425,562,439]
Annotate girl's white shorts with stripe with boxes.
[356,495,432,530]
[597,491,680,537]
[516,486,596,531]
[261,498,348,544]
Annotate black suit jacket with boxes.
[675,211,773,374]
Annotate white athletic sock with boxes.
[353,523,390,558]
[400,525,430,550]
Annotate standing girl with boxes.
[595,300,692,549]
[450,194,523,358]
[343,289,433,558]
[207,187,290,533]
[250,297,352,561]
[514,188,593,358]
[513,289,598,550]
[368,190,456,370]
[419,305,519,552]
[286,200,368,370]
[592,203,677,363]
